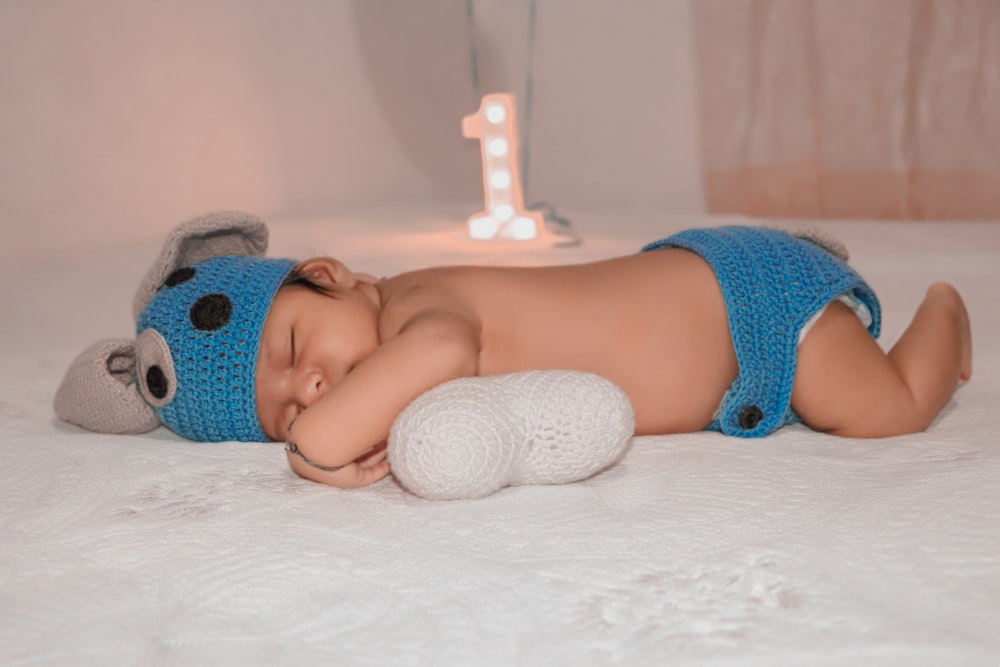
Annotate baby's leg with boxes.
[792,283,972,438]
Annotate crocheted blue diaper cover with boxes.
[642,226,882,437]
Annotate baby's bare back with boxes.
[378,248,738,434]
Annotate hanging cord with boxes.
[521,0,536,194]
[465,0,580,246]
[465,0,481,99]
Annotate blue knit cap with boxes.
[134,255,296,442]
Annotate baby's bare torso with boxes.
[378,248,738,434]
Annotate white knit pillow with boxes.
[388,371,635,500]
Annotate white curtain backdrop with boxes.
[695,0,1000,220]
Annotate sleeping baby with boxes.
[55,212,972,499]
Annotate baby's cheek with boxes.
[254,376,277,440]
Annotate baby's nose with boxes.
[296,370,327,408]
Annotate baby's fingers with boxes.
[359,458,391,485]
[338,458,391,488]
[358,442,388,468]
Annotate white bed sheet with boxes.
[2,210,998,666]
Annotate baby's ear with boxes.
[295,257,357,289]
[54,338,161,434]
[133,211,270,321]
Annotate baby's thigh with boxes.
[791,302,907,437]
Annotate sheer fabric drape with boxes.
[695,0,1000,219]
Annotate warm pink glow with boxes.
[462,93,543,240]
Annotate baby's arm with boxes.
[285,309,480,488]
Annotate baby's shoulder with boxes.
[377,267,486,335]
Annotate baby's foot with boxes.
[388,371,635,500]
[927,282,973,381]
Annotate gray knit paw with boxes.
[388,371,635,500]
[789,227,850,262]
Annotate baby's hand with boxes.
[286,440,391,489]
[335,442,391,488]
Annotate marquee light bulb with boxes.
[493,204,514,221]
[510,217,538,240]
[469,217,500,240]
[491,171,512,189]
[485,104,506,124]
[488,138,509,156]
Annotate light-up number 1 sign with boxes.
[462,93,542,240]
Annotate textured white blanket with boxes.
[1,213,998,666]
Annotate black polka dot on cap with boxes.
[190,293,232,331]
[163,267,196,287]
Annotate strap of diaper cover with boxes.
[643,226,881,438]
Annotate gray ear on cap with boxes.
[54,338,161,435]
[132,211,270,321]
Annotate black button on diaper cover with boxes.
[739,406,764,430]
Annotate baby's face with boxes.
[255,281,380,441]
